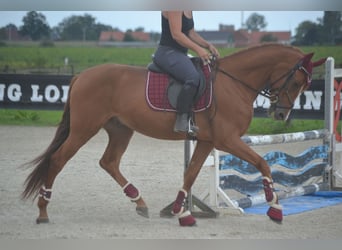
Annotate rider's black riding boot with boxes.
[174,83,199,135]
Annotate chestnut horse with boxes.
[22,44,326,226]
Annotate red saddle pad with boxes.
[145,64,213,112]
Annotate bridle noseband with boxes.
[215,59,312,110]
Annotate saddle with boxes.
[146,57,213,112]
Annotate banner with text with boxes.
[0,74,333,120]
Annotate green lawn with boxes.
[0,45,340,74]
[0,109,331,135]
[0,109,62,126]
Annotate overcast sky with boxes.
[0,11,324,35]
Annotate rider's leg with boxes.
[153,46,201,134]
[174,80,199,134]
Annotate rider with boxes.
[153,11,220,134]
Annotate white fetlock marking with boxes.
[130,193,141,202]
[270,203,283,210]
[267,191,278,205]
[262,176,272,182]
[172,207,184,216]
[263,176,274,189]
[180,188,188,197]
[122,182,131,190]
[178,210,191,219]
[172,203,185,216]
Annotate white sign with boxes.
[0,83,69,103]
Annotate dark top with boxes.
[159,13,194,54]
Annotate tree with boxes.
[134,27,145,32]
[57,14,113,41]
[245,13,267,31]
[292,11,342,45]
[123,30,135,41]
[19,11,50,40]
[322,11,342,44]
[293,21,320,45]
[57,14,95,40]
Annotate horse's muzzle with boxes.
[268,106,290,121]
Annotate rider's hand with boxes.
[196,47,211,64]
[208,43,220,58]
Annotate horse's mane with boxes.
[223,43,303,59]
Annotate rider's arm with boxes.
[165,11,210,61]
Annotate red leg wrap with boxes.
[262,177,275,203]
[178,211,197,227]
[172,189,187,215]
[262,178,283,222]
[123,183,140,201]
[267,206,283,222]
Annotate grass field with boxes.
[0,109,63,126]
[0,46,156,74]
[0,44,340,75]
[0,109,331,135]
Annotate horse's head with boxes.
[268,52,326,120]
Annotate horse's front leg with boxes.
[172,140,214,226]
[219,137,283,222]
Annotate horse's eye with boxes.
[292,81,301,88]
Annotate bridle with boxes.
[215,58,312,110]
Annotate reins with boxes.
[216,67,262,95]
[214,58,312,109]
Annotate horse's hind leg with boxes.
[36,127,100,223]
[100,118,149,218]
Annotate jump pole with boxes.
[199,129,330,211]
[325,57,342,191]
[235,182,329,209]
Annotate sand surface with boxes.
[0,125,341,239]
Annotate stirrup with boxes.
[187,118,199,137]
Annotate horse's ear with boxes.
[312,58,327,67]
[302,52,314,66]
[302,53,326,68]
[299,53,314,75]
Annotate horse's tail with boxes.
[21,75,78,200]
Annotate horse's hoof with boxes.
[136,206,149,218]
[267,206,283,223]
[36,217,49,224]
[178,211,197,227]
